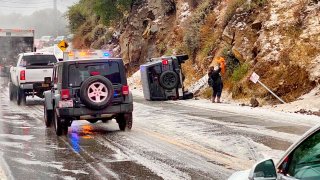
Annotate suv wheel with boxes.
[116,113,133,131]
[159,71,179,90]
[80,76,114,110]
[16,88,26,106]
[53,109,68,136]
[44,104,53,127]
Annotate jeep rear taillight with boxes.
[122,85,129,95]
[162,59,169,65]
[61,89,70,100]
[20,70,26,80]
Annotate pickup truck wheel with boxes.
[9,82,15,101]
[80,76,114,110]
[44,105,53,127]
[16,88,26,106]
[116,113,133,131]
[53,109,68,136]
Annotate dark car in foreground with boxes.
[43,58,133,136]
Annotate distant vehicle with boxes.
[53,35,66,44]
[39,36,54,46]
[34,39,44,49]
[43,58,133,136]
[9,52,57,105]
[140,54,193,101]
[66,34,74,41]
[229,124,320,180]
[0,29,35,76]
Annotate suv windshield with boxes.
[20,55,57,67]
[68,62,121,87]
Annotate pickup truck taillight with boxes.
[61,89,70,100]
[20,70,26,80]
[122,85,129,95]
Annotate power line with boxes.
[0,0,52,3]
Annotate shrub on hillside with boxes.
[231,63,249,82]
[183,0,216,57]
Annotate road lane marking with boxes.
[134,127,253,170]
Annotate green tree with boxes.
[93,0,132,26]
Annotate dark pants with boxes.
[212,83,223,98]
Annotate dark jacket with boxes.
[208,67,222,88]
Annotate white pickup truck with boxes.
[9,52,57,105]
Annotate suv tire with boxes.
[159,71,179,90]
[116,113,133,131]
[53,109,68,136]
[80,76,114,110]
[16,87,26,105]
[44,104,53,127]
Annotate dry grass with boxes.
[199,87,213,99]
[254,61,316,102]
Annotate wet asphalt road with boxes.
[0,77,314,180]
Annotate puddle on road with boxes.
[106,160,163,180]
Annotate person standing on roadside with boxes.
[208,64,223,103]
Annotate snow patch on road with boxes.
[12,158,89,175]
[0,142,24,149]
[0,134,34,141]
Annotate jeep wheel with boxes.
[116,113,133,131]
[16,88,26,106]
[44,104,53,127]
[159,71,179,90]
[53,109,68,136]
[80,76,114,110]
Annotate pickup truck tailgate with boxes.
[25,68,53,82]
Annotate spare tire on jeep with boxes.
[80,76,114,110]
[159,71,179,90]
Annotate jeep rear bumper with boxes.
[56,103,133,119]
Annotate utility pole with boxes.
[53,0,58,36]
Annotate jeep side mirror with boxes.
[248,159,277,180]
[58,58,63,62]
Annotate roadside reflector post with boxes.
[250,72,286,104]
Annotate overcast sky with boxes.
[0,0,79,15]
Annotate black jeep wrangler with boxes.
[43,58,133,136]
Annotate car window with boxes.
[20,55,57,67]
[68,62,121,87]
[285,130,320,179]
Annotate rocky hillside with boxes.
[68,0,320,105]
